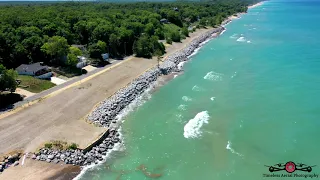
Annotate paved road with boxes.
[0,59,125,114]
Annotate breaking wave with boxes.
[203,71,223,81]
[183,111,210,138]
[210,97,216,101]
[226,141,243,157]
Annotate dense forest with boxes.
[0,0,260,70]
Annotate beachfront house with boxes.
[16,62,53,79]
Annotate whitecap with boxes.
[231,71,237,79]
[178,104,187,111]
[226,141,243,157]
[210,97,215,101]
[203,71,223,81]
[183,111,210,138]
[236,37,246,42]
[247,41,251,43]
[192,85,203,91]
[182,96,192,102]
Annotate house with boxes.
[16,62,52,79]
[160,18,169,24]
[174,7,179,11]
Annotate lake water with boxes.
[78,1,320,179]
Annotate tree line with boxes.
[0,0,260,71]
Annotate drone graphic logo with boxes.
[265,161,316,173]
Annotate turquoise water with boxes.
[79,1,320,179]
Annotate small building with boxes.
[174,7,179,11]
[16,62,52,79]
[101,53,109,62]
[160,18,169,24]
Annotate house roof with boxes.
[16,62,48,73]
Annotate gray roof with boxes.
[16,62,48,73]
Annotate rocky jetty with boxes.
[32,27,225,167]
[0,152,22,172]
[32,129,121,166]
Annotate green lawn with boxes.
[17,75,56,93]
[164,23,181,38]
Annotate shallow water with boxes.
[78,1,320,179]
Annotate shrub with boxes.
[68,143,78,150]
[44,143,52,149]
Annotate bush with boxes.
[68,143,78,150]
[166,38,172,44]
[170,30,181,42]
[44,143,52,149]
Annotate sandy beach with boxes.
[248,1,264,9]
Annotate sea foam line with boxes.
[226,141,243,157]
[183,111,210,138]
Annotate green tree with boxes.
[41,36,69,64]
[89,40,107,59]
[0,64,18,93]
[181,27,189,37]
[170,30,181,42]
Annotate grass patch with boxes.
[17,75,56,93]
[52,66,87,78]
[40,141,79,151]
[164,23,181,39]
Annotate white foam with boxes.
[230,58,233,61]
[178,104,187,111]
[173,75,178,79]
[220,29,226,35]
[230,34,238,39]
[74,141,124,180]
[192,85,204,91]
[182,96,192,102]
[177,61,186,70]
[226,141,243,157]
[203,71,223,81]
[183,111,210,138]
[236,37,246,42]
[247,40,251,43]
[231,72,237,79]
[74,83,156,180]
[210,97,215,101]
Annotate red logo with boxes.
[285,161,296,173]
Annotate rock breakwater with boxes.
[32,27,225,167]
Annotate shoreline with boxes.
[0,2,264,178]
[248,1,264,9]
